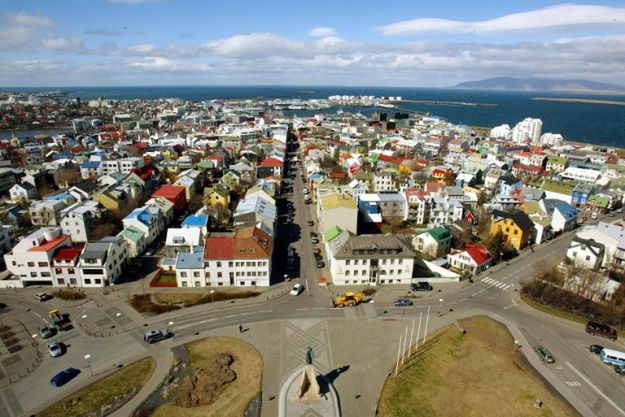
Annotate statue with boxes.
[306,346,314,365]
[295,346,322,401]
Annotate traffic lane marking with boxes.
[566,361,625,416]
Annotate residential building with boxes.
[151,185,187,213]
[4,228,72,285]
[203,226,273,287]
[413,226,452,259]
[317,193,358,237]
[9,183,36,202]
[51,244,83,287]
[327,231,415,285]
[78,236,128,286]
[122,206,164,247]
[59,201,101,243]
[29,199,67,226]
[447,243,492,275]
[489,209,535,250]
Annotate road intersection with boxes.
[1,167,625,416]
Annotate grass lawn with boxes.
[39,357,155,417]
[378,316,579,417]
[153,290,260,306]
[152,273,177,285]
[152,337,262,417]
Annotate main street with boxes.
[1,162,624,416]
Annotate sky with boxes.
[1,0,625,87]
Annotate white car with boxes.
[290,284,304,296]
[47,340,64,357]
[303,188,309,194]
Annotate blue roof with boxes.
[175,252,204,269]
[544,199,578,219]
[81,161,100,169]
[45,191,73,201]
[53,152,73,160]
[125,207,153,225]
[182,214,209,227]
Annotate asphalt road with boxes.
[2,169,625,417]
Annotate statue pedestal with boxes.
[295,365,322,401]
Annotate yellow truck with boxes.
[332,291,364,308]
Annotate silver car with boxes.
[47,340,64,357]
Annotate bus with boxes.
[600,348,625,366]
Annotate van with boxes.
[586,321,617,341]
[144,329,172,344]
[591,212,598,220]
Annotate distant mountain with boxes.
[452,77,625,94]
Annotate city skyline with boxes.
[1,1,625,87]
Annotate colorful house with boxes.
[489,209,534,250]
[151,185,186,213]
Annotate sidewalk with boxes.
[109,347,174,417]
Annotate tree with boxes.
[55,164,81,188]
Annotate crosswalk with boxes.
[481,276,511,290]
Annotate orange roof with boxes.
[152,185,185,199]
[28,235,69,252]
[234,226,273,259]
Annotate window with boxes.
[345,270,350,276]
[55,268,62,274]
[28,262,34,267]
[217,272,222,278]
[84,279,91,284]
[41,272,51,277]
[180,272,187,277]
[95,279,101,285]
[30,272,37,277]
[216,261,221,267]
[68,268,75,274]
[181,281,188,287]
[57,278,65,285]
[346,260,350,265]
[193,271,200,277]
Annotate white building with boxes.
[60,201,101,243]
[327,231,415,285]
[78,236,128,286]
[4,228,72,285]
[489,124,511,140]
[540,133,563,147]
[122,206,164,247]
[512,118,542,144]
[9,183,37,202]
[202,226,273,287]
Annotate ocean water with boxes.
[3,86,625,147]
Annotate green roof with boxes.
[428,226,451,243]
[548,156,568,165]
[118,226,144,243]
[587,195,610,208]
[324,225,344,242]
[196,160,214,170]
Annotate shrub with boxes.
[130,294,179,315]
[52,290,87,301]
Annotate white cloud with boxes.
[381,4,625,36]
[4,11,52,27]
[202,33,307,58]
[85,28,123,37]
[42,36,84,51]
[0,26,39,51]
[309,27,336,37]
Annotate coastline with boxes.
[532,97,625,106]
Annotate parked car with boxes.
[313,248,321,255]
[591,212,598,220]
[145,249,154,256]
[50,368,80,387]
[39,326,55,339]
[34,293,52,302]
[394,299,414,307]
[316,260,325,268]
[47,340,64,357]
[144,329,173,344]
[314,253,322,261]
[586,321,617,340]
[290,284,304,296]
[307,220,314,226]
[303,188,309,194]
[589,344,604,354]
[310,236,319,244]
[535,346,555,363]
[411,282,433,292]
[615,365,625,375]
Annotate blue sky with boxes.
[1,1,625,86]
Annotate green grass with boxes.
[378,316,579,417]
[39,357,155,417]
[156,274,177,284]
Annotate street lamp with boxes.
[438,298,444,317]
[84,354,93,377]
[210,289,215,304]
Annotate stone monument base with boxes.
[279,367,341,417]
[296,365,322,401]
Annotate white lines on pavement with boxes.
[477,289,485,294]
[565,381,582,387]
[258,310,272,313]
[295,308,309,311]
[566,361,625,416]
[503,304,517,310]
[481,277,511,290]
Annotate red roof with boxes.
[28,235,69,252]
[204,237,236,259]
[152,185,185,199]
[260,157,284,168]
[329,172,346,179]
[464,243,491,266]
[53,244,84,261]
